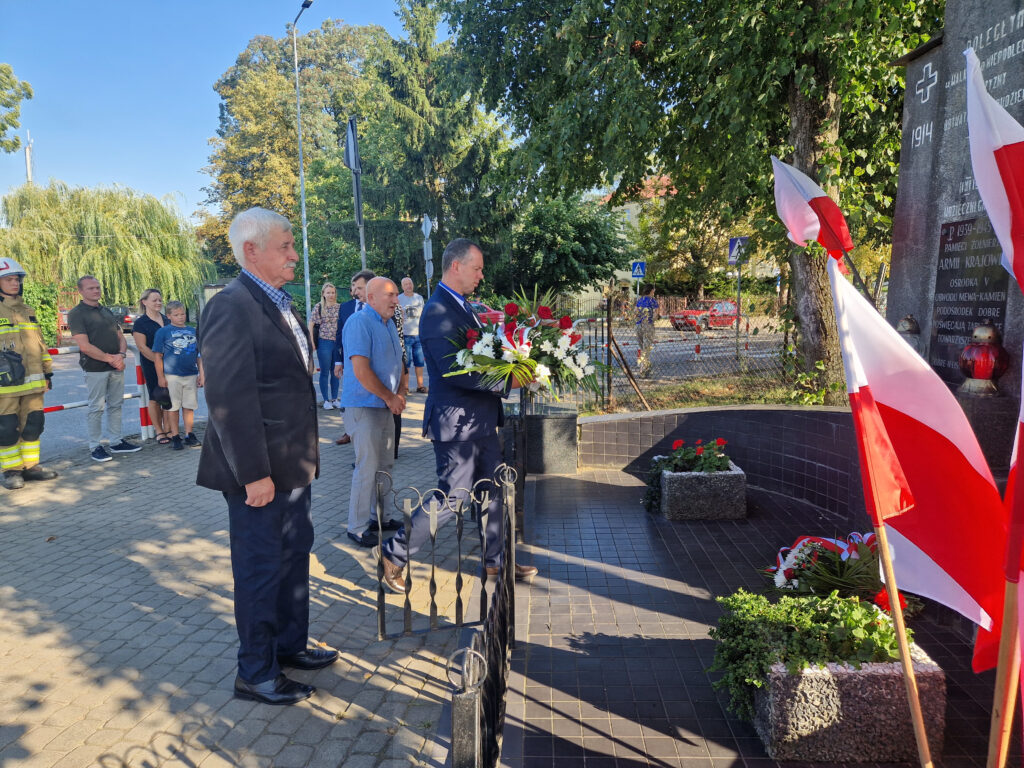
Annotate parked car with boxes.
[468,301,505,326]
[105,305,138,333]
[670,300,738,331]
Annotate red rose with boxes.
[569,333,582,346]
[466,329,480,340]
[537,305,553,320]
[696,446,704,456]
[782,568,795,580]
[467,339,476,350]
[672,439,684,450]
[716,437,727,446]
[504,302,520,316]
[873,587,906,614]
[559,315,573,329]
[695,439,703,445]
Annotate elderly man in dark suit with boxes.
[197,207,337,706]
[332,269,375,446]
[378,238,538,591]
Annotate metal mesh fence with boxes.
[527,294,790,414]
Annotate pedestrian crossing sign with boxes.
[631,261,646,279]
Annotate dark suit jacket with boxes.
[196,273,319,493]
[421,287,509,442]
[334,298,358,365]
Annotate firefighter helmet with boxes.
[0,258,27,279]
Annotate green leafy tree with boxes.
[364,0,513,283]
[489,196,633,296]
[442,0,942,403]
[0,64,32,153]
[201,21,388,277]
[1,182,213,306]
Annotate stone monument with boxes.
[889,0,1024,473]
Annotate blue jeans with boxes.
[405,335,425,369]
[316,338,340,401]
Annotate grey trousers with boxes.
[347,406,398,534]
[84,369,124,449]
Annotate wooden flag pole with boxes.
[987,582,1020,768]
[874,522,934,768]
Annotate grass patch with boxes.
[582,374,792,414]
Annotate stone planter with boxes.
[752,644,945,762]
[659,461,746,519]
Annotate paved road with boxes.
[1,395,488,768]
[41,347,210,463]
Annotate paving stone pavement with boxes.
[0,397,486,768]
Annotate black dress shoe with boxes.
[347,529,378,547]
[374,518,403,532]
[277,648,339,670]
[233,674,314,705]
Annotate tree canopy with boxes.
[2,182,213,306]
[489,195,633,296]
[0,64,32,154]
[441,0,943,400]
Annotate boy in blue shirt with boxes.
[154,301,204,450]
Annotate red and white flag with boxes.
[965,46,1024,672]
[828,257,1007,670]
[771,156,855,259]
[965,47,1024,286]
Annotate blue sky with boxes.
[0,0,403,219]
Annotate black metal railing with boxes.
[448,465,517,768]
[372,464,518,642]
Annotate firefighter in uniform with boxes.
[0,258,58,490]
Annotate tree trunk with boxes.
[786,54,847,406]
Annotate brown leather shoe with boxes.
[373,545,406,592]
[485,564,538,580]
[335,434,351,445]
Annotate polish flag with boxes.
[964,47,1024,286]
[771,156,855,259]
[965,46,1024,674]
[828,257,1006,671]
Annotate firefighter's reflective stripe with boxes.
[19,440,40,467]
[0,444,20,470]
[0,374,46,396]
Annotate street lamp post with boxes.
[291,0,313,322]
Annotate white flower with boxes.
[553,348,567,361]
[557,334,571,350]
[456,349,471,366]
[535,364,551,380]
[502,349,515,363]
[584,365,595,375]
[540,341,554,353]
[476,342,495,359]
[576,352,589,367]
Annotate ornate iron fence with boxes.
[530,293,789,413]
[372,465,518,640]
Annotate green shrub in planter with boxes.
[708,589,908,721]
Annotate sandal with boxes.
[156,431,171,445]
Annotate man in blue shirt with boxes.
[341,276,407,546]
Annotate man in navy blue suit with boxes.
[378,238,538,590]
[332,269,375,445]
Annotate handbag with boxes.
[0,348,26,387]
[312,322,321,347]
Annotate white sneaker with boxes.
[333,399,341,408]
[322,400,334,410]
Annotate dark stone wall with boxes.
[578,406,866,525]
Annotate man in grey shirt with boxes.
[398,277,426,393]
[67,276,141,462]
